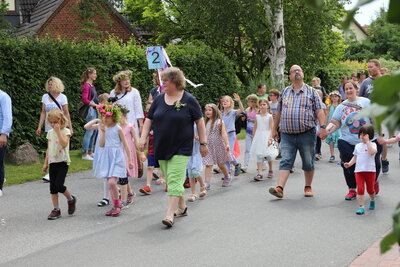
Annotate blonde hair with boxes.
[113,70,133,95]
[368,59,381,68]
[204,103,222,135]
[47,109,68,129]
[161,67,186,90]
[221,95,234,112]
[98,93,109,104]
[45,77,64,93]
[246,94,258,112]
[328,90,342,106]
[345,80,359,90]
[81,68,96,85]
[258,98,271,113]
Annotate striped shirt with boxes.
[277,83,322,134]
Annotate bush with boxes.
[0,35,239,151]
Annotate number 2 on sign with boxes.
[146,46,165,69]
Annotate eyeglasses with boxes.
[269,94,277,97]
[290,69,302,74]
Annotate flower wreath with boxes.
[113,103,130,115]
[113,70,133,83]
[97,103,123,122]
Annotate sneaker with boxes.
[345,190,357,200]
[82,155,94,161]
[304,187,313,197]
[253,174,263,181]
[267,170,273,179]
[234,164,241,176]
[375,180,380,195]
[67,195,76,215]
[381,159,389,174]
[0,189,2,197]
[356,207,365,215]
[97,198,109,207]
[269,186,283,198]
[369,200,375,210]
[127,193,135,205]
[48,208,61,220]
[204,182,211,190]
[222,177,232,187]
[329,156,335,163]
[42,173,50,183]
[139,185,152,195]
[275,153,282,160]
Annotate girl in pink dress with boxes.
[119,105,146,209]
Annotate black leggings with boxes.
[315,136,322,155]
[49,162,69,194]
[338,139,382,189]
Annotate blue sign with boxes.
[146,46,165,69]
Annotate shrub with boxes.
[0,36,239,151]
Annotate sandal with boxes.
[253,174,263,181]
[199,187,207,198]
[174,207,188,217]
[188,194,198,202]
[111,205,121,217]
[162,218,174,227]
[97,198,109,207]
[156,178,165,185]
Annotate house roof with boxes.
[14,0,143,41]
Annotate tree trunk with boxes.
[265,0,286,90]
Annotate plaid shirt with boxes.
[277,83,323,134]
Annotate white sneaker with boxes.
[82,155,94,161]
[0,189,3,197]
[42,173,50,182]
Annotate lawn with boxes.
[4,150,93,186]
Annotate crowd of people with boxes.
[0,58,399,226]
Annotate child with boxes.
[187,124,207,201]
[344,125,377,215]
[202,104,232,187]
[42,109,76,220]
[268,89,281,159]
[314,90,327,161]
[221,94,244,176]
[94,104,133,217]
[250,99,274,181]
[378,131,400,160]
[119,105,146,208]
[242,94,258,172]
[325,91,342,163]
[84,93,111,207]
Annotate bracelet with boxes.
[200,142,207,146]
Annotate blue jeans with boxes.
[82,107,98,153]
[225,131,239,173]
[279,128,316,171]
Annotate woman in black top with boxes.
[139,67,208,227]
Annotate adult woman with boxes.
[109,70,144,136]
[320,81,383,200]
[81,68,99,160]
[311,77,328,104]
[139,67,208,227]
[146,71,162,112]
[37,77,73,181]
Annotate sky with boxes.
[345,0,390,26]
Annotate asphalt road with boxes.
[1,141,399,267]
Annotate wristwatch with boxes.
[320,125,326,129]
[200,142,207,146]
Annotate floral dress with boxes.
[202,119,231,165]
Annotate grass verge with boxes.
[5,150,93,186]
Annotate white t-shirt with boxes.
[41,93,68,132]
[109,88,144,135]
[353,142,377,173]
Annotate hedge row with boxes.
[0,35,239,151]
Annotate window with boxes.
[4,0,15,11]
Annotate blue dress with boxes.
[325,105,341,148]
[94,125,127,178]
[186,124,202,172]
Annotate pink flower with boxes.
[105,112,112,116]
[100,110,106,114]
[98,104,103,110]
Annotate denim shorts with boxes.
[279,128,316,171]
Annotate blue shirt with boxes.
[222,109,237,133]
[0,90,12,136]
[332,97,377,145]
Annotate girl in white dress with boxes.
[250,99,274,181]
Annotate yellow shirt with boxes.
[46,128,71,165]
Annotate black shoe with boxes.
[275,153,282,160]
[234,164,241,176]
[68,195,76,215]
[381,159,389,173]
[48,208,61,220]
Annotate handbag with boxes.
[264,140,279,161]
[78,102,90,118]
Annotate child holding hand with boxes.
[344,125,377,215]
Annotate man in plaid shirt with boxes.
[269,65,326,199]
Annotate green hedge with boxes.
[0,35,239,151]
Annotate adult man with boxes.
[338,75,348,100]
[256,83,269,100]
[269,65,325,198]
[0,89,12,197]
[359,59,389,174]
